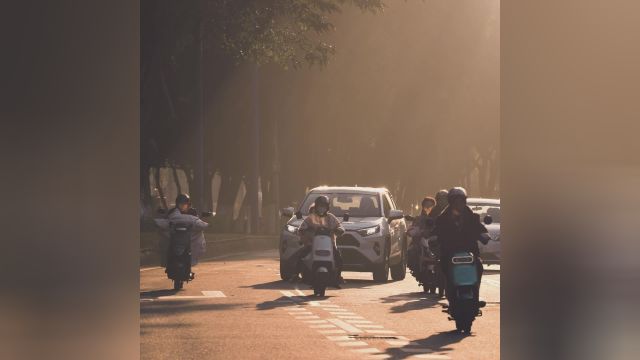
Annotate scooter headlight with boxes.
[286,225,298,234]
[357,225,380,237]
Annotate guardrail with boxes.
[140,232,279,267]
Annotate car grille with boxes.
[337,233,360,247]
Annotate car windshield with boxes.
[468,203,501,224]
[300,192,381,218]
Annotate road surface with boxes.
[141,250,500,359]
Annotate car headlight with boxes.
[286,225,298,234]
[357,225,380,237]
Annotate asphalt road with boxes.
[140,250,500,360]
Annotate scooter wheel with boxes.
[173,280,183,290]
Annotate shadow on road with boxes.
[256,294,338,310]
[380,291,443,313]
[244,278,379,291]
[140,300,244,316]
[384,330,470,359]
[140,289,180,298]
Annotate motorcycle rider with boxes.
[289,195,345,287]
[432,187,490,303]
[430,189,449,218]
[167,194,209,272]
[407,196,436,273]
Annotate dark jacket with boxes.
[432,206,488,258]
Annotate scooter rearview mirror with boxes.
[483,215,493,225]
[343,212,350,222]
[295,211,303,220]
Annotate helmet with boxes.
[421,196,436,207]
[175,193,191,206]
[447,187,467,201]
[435,189,449,201]
[314,195,330,216]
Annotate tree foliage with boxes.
[205,0,384,68]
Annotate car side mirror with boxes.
[343,212,350,222]
[403,215,415,222]
[388,209,404,221]
[483,215,493,225]
[281,207,294,218]
[295,211,303,220]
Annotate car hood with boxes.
[288,217,382,230]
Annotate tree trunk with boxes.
[153,166,168,209]
[171,165,182,195]
[217,174,242,232]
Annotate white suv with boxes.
[280,187,408,282]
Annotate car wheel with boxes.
[390,237,407,281]
[372,242,390,283]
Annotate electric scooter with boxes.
[301,228,337,297]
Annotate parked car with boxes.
[467,197,501,264]
[280,186,408,282]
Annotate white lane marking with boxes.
[386,340,410,346]
[281,291,296,297]
[296,316,320,320]
[484,279,500,287]
[326,308,349,312]
[201,291,226,297]
[365,329,396,334]
[289,312,314,316]
[344,319,373,324]
[309,324,336,329]
[328,319,363,333]
[304,320,328,324]
[320,305,340,308]
[337,341,369,347]
[293,289,306,296]
[338,315,365,320]
[327,335,352,341]
[352,348,382,354]
[356,324,384,329]
[319,329,347,334]
[139,266,163,272]
[140,298,154,302]
[367,354,392,359]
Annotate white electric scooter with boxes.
[301,227,339,297]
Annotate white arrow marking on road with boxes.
[327,319,363,333]
[201,291,226,297]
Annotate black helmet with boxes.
[435,189,449,202]
[175,193,191,206]
[447,187,467,202]
[314,195,330,215]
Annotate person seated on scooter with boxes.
[290,196,345,287]
[168,194,209,276]
[407,196,436,274]
[432,187,490,305]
